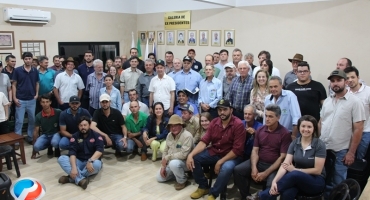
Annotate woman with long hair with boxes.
[260,59,275,77]
[107,66,121,90]
[259,115,326,200]
[99,75,122,110]
[142,102,169,161]
[250,69,270,122]
[194,112,213,143]
[104,59,113,72]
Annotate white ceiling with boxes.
[0,0,332,14]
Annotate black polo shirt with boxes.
[191,60,203,72]
[12,66,40,100]
[92,108,125,135]
[1,67,13,80]
[69,129,104,161]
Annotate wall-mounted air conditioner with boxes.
[3,8,51,24]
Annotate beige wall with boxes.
[0,3,136,65]
[138,0,370,86]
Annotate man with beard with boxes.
[49,55,62,72]
[165,51,174,74]
[2,54,16,80]
[122,48,145,72]
[186,99,246,200]
[59,96,91,150]
[77,50,95,109]
[114,56,123,75]
[57,116,103,189]
[319,69,365,195]
[86,59,106,116]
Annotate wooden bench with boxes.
[0,132,26,165]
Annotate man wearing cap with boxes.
[136,58,157,107]
[86,59,106,116]
[120,56,143,104]
[174,90,199,116]
[59,95,91,150]
[121,89,149,119]
[179,104,200,143]
[12,52,40,144]
[187,99,246,200]
[264,76,301,138]
[32,56,39,69]
[54,57,85,111]
[91,94,131,156]
[157,115,194,190]
[222,63,237,97]
[199,54,220,79]
[187,49,203,72]
[149,60,176,116]
[319,69,365,193]
[125,100,148,160]
[168,58,182,79]
[173,56,202,105]
[283,53,304,87]
[215,49,229,80]
[199,65,223,118]
[286,62,326,121]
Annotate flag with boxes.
[144,38,149,60]
[131,32,135,48]
[152,41,156,57]
[136,37,142,59]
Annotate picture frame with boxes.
[187,30,197,46]
[0,31,15,50]
[211,30,221,47]
[224,30,235,47]
[199,30,209,46]
[148,31,155,44]
[177,30,185,46]
[138,31,146,44]
[157,31,165,45]
[0,53,12,65]
[19,40,46,57]
[166,31,175,45]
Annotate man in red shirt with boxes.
[186,99,246,200]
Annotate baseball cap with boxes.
[156,59,165,66]
[177,89,189,96]
[179,103,194,113]
[217,99,232,108]
[224,62,236,69]
[183,56,192,62]
[69,95,80,103]
[99,93,111,102]
[327,70,347,80]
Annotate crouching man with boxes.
[57,116,104,189]
[156,115,194,190]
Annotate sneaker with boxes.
[207,195,216,200]
[54,148,61,157]
[141,153,147,161]
[78,178,89,190]
[190,188,209,199]
[174,180,190,190]
[47,146,53,155]
[247,194,260,200]
[58,176,70,184]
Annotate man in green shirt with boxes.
[199,54,220,79]
[126,100,148,160]
[32,94,62,159]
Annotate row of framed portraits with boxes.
[138,30,235,47]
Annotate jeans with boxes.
[15,99,36,142]
[193,149,242,198]
[59,137,71,150]
[233,160,277,199]
[325,149,348,197]
[357,132,370,159]
[105,134,135,153]
[141,97,149,108]
[156,159,188,184]
[33,133,61,152]
[58,155,102,184]
[259,171,325,200]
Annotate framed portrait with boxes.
[20,40,46,57]
[166,31,175,45]
[224,30,235,47]
[199,30,209,46]
[148,31,155,44]
[211,30,221,47]
[138,31,146,43]
[177,30,185,46]
[0,31,15,50]
[0,53,12,65]
[188,30,197,46]
[157,31,165,45]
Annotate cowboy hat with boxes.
[288,53,304,63]
[62,57,78,67]
[166,115,186,130]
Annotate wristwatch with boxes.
[88,158,94,163]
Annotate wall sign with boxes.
[164,11,191,30]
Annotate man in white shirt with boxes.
[252,50,281,78]
[120,56,143,103]
[121,89,149,119]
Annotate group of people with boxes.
[0,47,368,200]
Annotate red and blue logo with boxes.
[10,178,46,200]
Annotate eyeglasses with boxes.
[297,70,309,74]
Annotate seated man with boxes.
[90,94,131,156]
[125,101,148,160]
[59,96,91,150]
[156,115,194,190]
[121,89,149,119]
[174,90,198,116]
[186,99,246,200]
[179,104,200,143]
[32,94,62,158]
[242,105,263,161]
[57,116,103,189]
[233,104,292,200]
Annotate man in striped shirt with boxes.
[86,59,106,116]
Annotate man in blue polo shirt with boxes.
[37,56,55,113]
[77,50,95,109]
[59,96,91,150]
[12,52,40,144]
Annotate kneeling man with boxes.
[57,116,104,189]
[156,115,194,190]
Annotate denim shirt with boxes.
[142,116,169,140]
